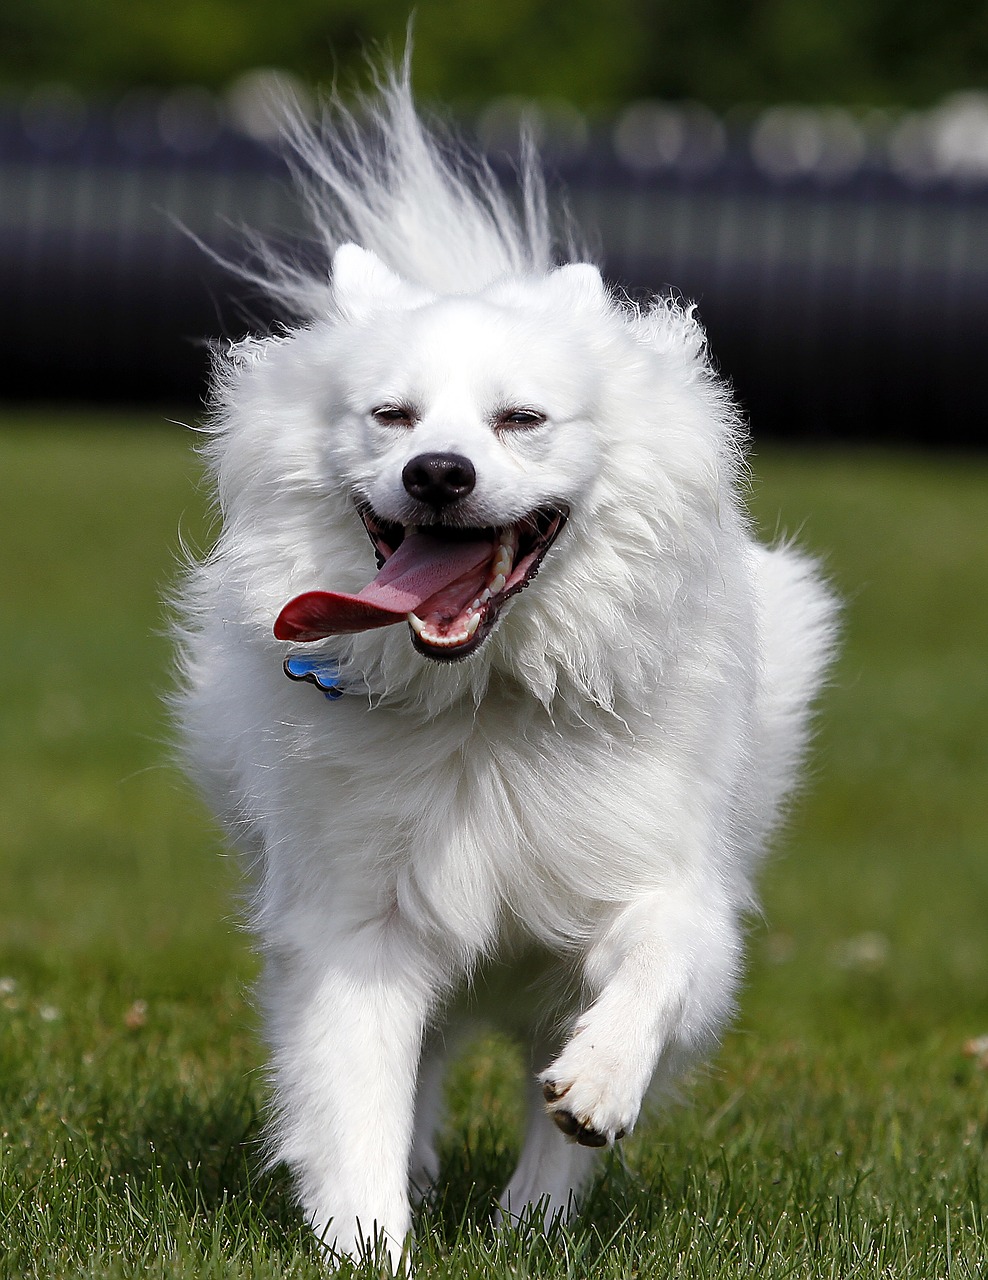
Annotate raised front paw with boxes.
[539,1041,642,1148]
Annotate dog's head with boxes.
[288,244,612,664]
[209,244,739,711]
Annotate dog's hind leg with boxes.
[499,1067,600,1229]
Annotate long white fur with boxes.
[174,66,838,1269]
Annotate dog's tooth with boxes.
[411,611,481,648]
[489,573,506,596]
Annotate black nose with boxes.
[402,452,477,509]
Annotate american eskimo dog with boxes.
[174,68,837,1268]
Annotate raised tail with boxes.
[751,541,840,844]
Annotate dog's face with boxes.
[214,245,726,709]
[300,246,615,663]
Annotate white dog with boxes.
[174,69,837,1268]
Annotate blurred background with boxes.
[2,0,988,445]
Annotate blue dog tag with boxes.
[284,654,346,700]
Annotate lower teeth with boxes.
[407,531,517,649]
[408,608,482,647]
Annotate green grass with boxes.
[1,411,986,1278]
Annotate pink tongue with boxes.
[274,532,492,641]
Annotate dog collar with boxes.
[284,654,347,700]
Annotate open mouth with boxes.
[360,504,569,661]
[273,502,569,662]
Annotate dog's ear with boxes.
[331,244,407,319]
[546,262,608,309]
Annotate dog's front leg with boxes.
[540,883,742,1148]
[263,921,440,1270]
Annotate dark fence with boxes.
[2,93,987,445]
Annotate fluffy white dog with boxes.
[175,70,837,1268]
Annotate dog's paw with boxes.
[539,1039,642,1147]
[540,1081,614,1147]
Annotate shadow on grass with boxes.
[412,1121,673,1272]
[77,1068,705,1275]
[100,1080,313,1251]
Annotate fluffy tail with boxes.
[257,58,564,316]
[751,542,840,840]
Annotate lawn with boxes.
[1,412,986,1278]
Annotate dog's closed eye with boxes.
[371,404,417,428]
[494,408,547,431]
